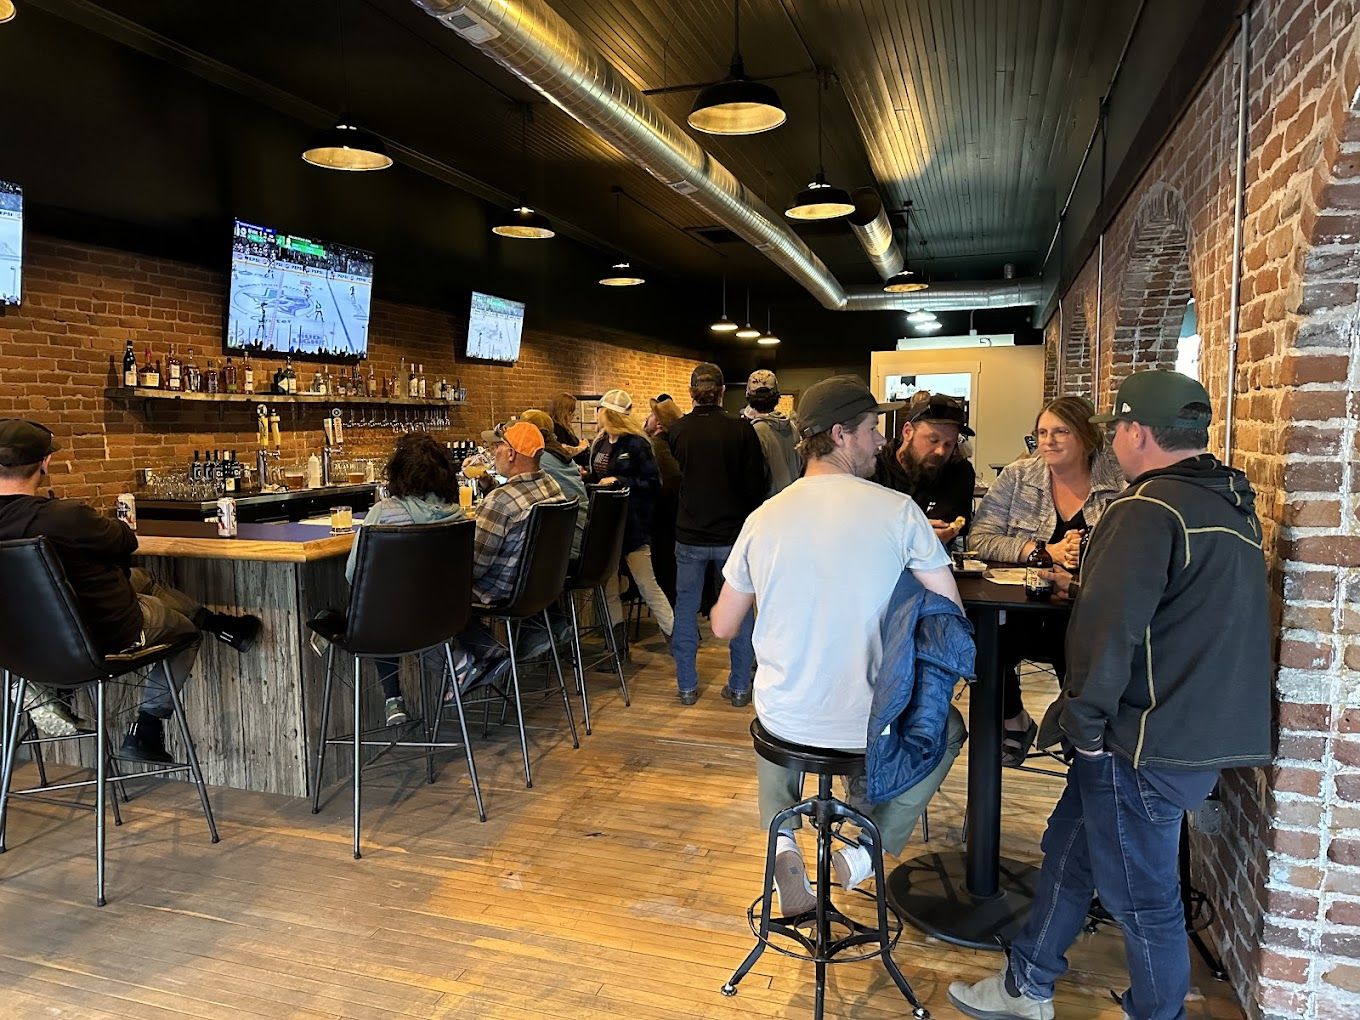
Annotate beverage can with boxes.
[115,493,137,531]
[216,497,238,538]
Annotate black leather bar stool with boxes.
[308,519,484,860]
[0,537,218,907]
[722,719,930,1020]
[469,499,580,789]
[562,487,630,734]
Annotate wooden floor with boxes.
[0,624,1245,1019]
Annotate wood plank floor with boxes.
[0,623,1245,1019]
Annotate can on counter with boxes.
[215,496,238,538]
[115,493,137,531]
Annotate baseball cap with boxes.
[480,420,545,458]
[909,393,975,437]
[0,420,60,466]
[690,362,724,388]
[746,369,778,397]
[1090,371,1212,428]
[796,376,902,439]
[599,388,633,415]
[518,409,554,432]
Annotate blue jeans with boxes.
[1008,751,1190,1020]
[671,541,754,694]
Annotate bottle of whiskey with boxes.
[284,354,297,394]
[166,343,182,392]
[122,341,138,388]
[205,359,220,394]
[243,351,255,394]
[417,363,427,399]
[142,349,160,389]
[366,363,377,397]
[408,361,418,398]
[224,356,238,393]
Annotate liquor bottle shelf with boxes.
[106,387,464,408]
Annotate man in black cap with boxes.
[0,420,261,761]
[950,370,1273,1020]
[666,363,769,706]
[711,375,965,913]
[872,391,976,545]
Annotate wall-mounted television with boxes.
[0,180,22,306]
[466,291,525,363]
[226,218,373,360]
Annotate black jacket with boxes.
[668,404,768,545]
[586,432,659,554]
[0,494,144,653]
[1057,455,1273,770]
[872,442,976,532]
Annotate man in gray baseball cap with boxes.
[742,370,802,498]
[796,375,903,441]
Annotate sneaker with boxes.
[23,685,82,738]
[832,841,874,891]
[120,714,173,765]
[384,696,409,727]
[773,848,817,916]
[205,612,263,653]
[677,689,698,706]
[719,685,751,708]
[947,972,1055,1020]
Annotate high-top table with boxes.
[887,571,1071,950]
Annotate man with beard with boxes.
[872,392,976,546]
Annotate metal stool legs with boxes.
[310,643,336,815]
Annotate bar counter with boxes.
[133,519,356,562]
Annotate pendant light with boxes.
[906,309,937,324]
[735,288,761,339]
[710,277,739,333]
[0,3,16,25]
[598,188,645,286]
[884,202,929,292]
[302,1,392,171]
[757,307,781,346]
[785,71,854,220]
[915,319,943,333]
[688,1,785,136]
[493,107,555,239]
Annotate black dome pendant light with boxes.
[688,0,786,136]
[302,0,392,171]
[785,70,853,220]
[710,276,739,333]
[883,201,929,293]
[598,188,645,286]
[493,106,555,239]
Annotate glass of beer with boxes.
[330,505,354,534]
[283,469,306,491]
[458,482,474,509]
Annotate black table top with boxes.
[954,572,1073,612]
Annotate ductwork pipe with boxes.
[842,277,1044,312]
[848,188,904,281]
[413,0,1037,314]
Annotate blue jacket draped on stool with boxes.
[866,571,975,803]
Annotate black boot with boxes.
[201,612,263,653]
[120,712,173,764]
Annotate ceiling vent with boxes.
[439,6,500,43]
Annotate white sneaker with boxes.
[384,697,409,727]
[832,841,874,891]
[772,848,817,916]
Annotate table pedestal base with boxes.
[888,851,1040,951]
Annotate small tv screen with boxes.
[0,180,22,306]
[466,291,524,363]
[226,218,373,359]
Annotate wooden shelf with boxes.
[106,387,463,408]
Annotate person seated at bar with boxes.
[584,389,673,654]
[710,377,967,913]
[517,409,587,557]
[967,395,1125,766]
[872,391,977,546]
[548,392,589,459]
[0,419,261,761]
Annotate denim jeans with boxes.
[671,541,754,694]
[1008,751,1190,1020]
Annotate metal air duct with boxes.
[842,277,1044,312]
[848,188,904,281]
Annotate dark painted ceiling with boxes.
[0,0,1237,367]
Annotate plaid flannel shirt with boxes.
[473,470,567,603]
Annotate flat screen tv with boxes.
[226,218,373,360]
[466,291,524,363]
[0,180,22,306]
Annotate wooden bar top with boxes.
[132,519,355,563]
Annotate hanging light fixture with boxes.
[758,307,781,346]
[688,1,785,136]
[915,319,943,333]
[493,106,555,239]
[735,289,761,339]
[0,2,17,25]
[598,188,645,286]
[302,2,392,171]
[906,309,937,324]
[785,71,854,220]
[710,277,738,332]
[884,202,929,292]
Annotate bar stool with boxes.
[722,719,930,1020]
[562,487,630,734]
[0,537,218,907]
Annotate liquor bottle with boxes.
[122,341,138,388]
[398,357,407,396]
[223,450,238,494]
[146,354,161,389]
[284,354,297,394]
[183,351,199,393]
[1024,540,1055,601]
[366,364,377,397]
[243,351,255,394]
[408,361,418,398]
[312,369,325,395]
[166,343,182,392]
[380,370,390,399]
[190,450,202,483]
[418,364,427,399]
[224,356,238,394]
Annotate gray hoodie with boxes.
[345,494,466,582]
[743,408,802,498]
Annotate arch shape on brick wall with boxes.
[1108,183,1195,404]
[1061,304,1093,401]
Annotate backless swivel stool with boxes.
[722,719,930,1020]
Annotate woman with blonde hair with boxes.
[970,394,1125,765]
[586,388,674,654]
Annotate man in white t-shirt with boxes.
[712,375,968,914]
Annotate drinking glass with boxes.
[330,505,354,534]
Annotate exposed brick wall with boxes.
[1047,2,1360,1016]
[0,235,706,508]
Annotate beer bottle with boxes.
[1024,540,1054,601]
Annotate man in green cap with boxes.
[950,370,1273,1020]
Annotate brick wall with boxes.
[1043,3,1360,1016]
[0,236,706,507]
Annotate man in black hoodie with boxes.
[0,420,261,763]
[950,372,1272,1020]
